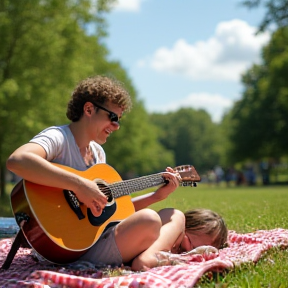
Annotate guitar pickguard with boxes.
[87,203,117,226]
[63,181,117,226]
[63,190,85,220]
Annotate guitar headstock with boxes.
[174,165,201,187]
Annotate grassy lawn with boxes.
[1,182,288,287]
[149,183,288,233]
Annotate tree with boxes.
[240,0,288,32]
[226,27,288,162]
[150,108,223,174]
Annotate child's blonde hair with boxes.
[184,208,228,249]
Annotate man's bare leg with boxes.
[114,208,162,263]
[130,208,185,271]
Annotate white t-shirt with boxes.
[30,125,106,170]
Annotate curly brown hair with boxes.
[66,75,132,122]
[184,208,228,249]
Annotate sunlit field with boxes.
[1,182,288,287]
[148,183,288,233]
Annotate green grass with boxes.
[0,183,14,217]
[1,182,288,287]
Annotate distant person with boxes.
[207,169,217,185]
[236,170,245,186]
[224,167,235,187]
[214,165,224,185]
[244,165,256,186]
[260,161,270,185]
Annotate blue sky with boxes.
[104,0,270,123]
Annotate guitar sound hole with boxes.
[97,183,113,203]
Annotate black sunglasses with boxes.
[92,102,120,124]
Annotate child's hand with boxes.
[181,245,218,256]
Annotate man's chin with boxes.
[96,138,107,145]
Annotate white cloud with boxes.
[110,0,144,12]
[141,19,270,81]
[149,92,235,123]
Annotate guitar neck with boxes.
[109,173,165,198]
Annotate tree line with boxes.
[0,0,287,196]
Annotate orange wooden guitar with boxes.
[10,163,200,264]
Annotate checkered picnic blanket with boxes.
[1,228,288,288]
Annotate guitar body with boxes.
[11,163,135,264]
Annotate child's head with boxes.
[184,208,228,249]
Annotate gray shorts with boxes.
[79,225,123,266]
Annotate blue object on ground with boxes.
[0,217,18,238]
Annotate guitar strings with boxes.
[96,173,166,199]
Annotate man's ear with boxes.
[84,102,93,115]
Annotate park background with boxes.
[0,1,288,286]
[0,0,287,195]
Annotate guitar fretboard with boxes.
[109,174,165,198]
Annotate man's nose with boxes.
[112,122,120,130]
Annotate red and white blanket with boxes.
[1,228,288,288]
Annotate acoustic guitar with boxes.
[10,163,200,264]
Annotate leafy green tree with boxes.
[240,0,288,31]
[226,27,288,162]
[151,108,223,174]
